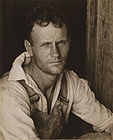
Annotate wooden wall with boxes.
[0,2,3,75]
[86,0,113,111]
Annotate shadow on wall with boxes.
[0,0,87,77]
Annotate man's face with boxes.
[30,22,70,75]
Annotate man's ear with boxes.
[24,40,33,56]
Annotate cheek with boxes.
[60,45,70,58]
[33,48,50,63]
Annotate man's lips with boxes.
[50,60,63,64]
[50,60,62,63]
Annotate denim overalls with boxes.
[19,74,69,139]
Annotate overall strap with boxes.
[59,73,69,104]
[18,80,40,104]
[18,72,68,105]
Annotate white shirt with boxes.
[0,52,113,140]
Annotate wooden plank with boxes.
[86,0,113,111]
[0,1,3,76]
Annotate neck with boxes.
[24,60,58,93]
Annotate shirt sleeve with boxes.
[0,82,40,140]
[71,76,113,132]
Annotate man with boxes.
[0,2,113,140]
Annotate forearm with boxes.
[105,123,113,140]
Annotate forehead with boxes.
[31,22,68,41]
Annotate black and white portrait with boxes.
[0,0,113,139]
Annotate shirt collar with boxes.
[8,52,31,82]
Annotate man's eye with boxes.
[41,43,51,47]
[57,40,67,46]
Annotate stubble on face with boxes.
[30,23,70,75]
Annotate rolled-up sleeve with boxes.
[0,82,40,140]
[71,78,113,132]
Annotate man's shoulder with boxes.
[65,70,80,80]
[0,72,19,88]
[0,73,30,117]
[0,72,11,90]
[65,69,89,86]
[0,72,28,99]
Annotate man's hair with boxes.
[24,1,70,44]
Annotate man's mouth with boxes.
[50,60,63,64]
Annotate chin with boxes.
[48,67,64,75]
[41,63,65,75]
[51,71,63,75]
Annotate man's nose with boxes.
[50,42,60,57]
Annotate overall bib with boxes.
[19,74,69,139]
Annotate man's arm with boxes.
[0,82,40,140]
[111,125,113,140]
[105,123,113,139]
[71,76,113,137]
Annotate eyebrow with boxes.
[40,41,52,45]
[57,39,68,42]
[41,39,67,44]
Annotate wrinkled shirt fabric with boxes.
[0,52,113,140]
